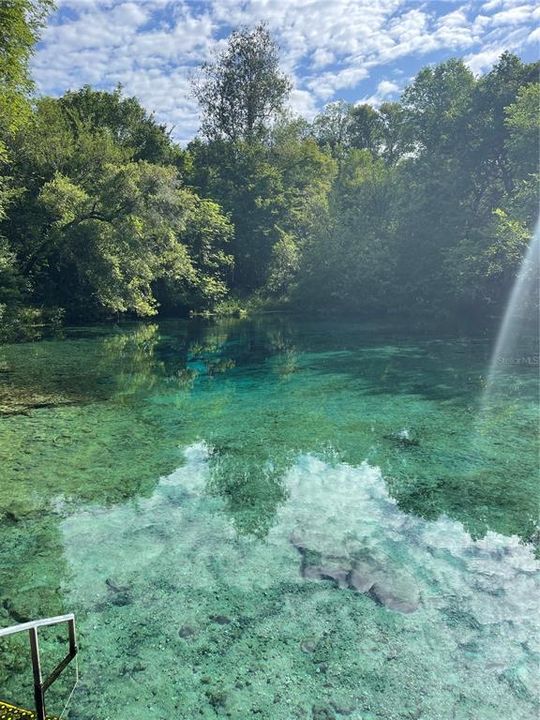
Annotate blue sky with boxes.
[33,0,539,144]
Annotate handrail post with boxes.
[29,626,46,720]
[1,613,77,718]
[68,617,77,657]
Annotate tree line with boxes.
[1,4,538,331]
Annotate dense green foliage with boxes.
[297,55,539,317]
[0,4,232,323]
[0,8,538,329]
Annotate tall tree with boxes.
[3,91,233,318]
[266,120,336,296]
[311,101,353,158]
[188,138,284,289]
[468,52,540,212]
[191,24,291,144]
[447,78,540,310]
[378,102,412,164]
[0,0,54,311]
[393,59,476,311]
[0,0,53,138]
[505,82,540,183]
[402,58,475,154]
[348,104,382,154]
[295,150,398,312]
[57,85,185,167]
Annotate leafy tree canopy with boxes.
[191,24,291,144]
[0,11,537,328]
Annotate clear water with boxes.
[0,316,538,719]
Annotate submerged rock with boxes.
[312,706,335,720]
[209,614,231,625]
[290,536,419,614]
[110,592,132,607]
[331,699,356,715]
[121,661,146,676]
[300,638,318,653]
[348,569,375,594]
[2,598,31,624]
[369,583,418,614]
[205,688,227,710]
[1,510,23,524]
[105,577,132,606]
[105,577,131,594]
[304,564,349,589]
[178,624,197,639]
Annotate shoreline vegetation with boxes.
[1,8,539,343]
[0,301,507,346]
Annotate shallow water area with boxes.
[0,316,538,719]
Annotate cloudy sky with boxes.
[33,0,539,144]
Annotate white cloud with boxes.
[307,66,370,101]
[491,5,535,25]
[377,80,400,96]
[358,78,402,106]
[465,46,508,73]
[434,9,476,47]
[32,0,539,143]
[482,0,534,9]
[289,88,319,118]
[482,0,503,10]
[311,48,336,70]
[528,26,540,43]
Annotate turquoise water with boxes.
[0,316,538,719]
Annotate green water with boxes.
[0,316,538,719]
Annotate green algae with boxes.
[0,316,538,718]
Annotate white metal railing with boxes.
[0,614,78,720]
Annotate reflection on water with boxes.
[55,444,538,719]
[0,316,538,718]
